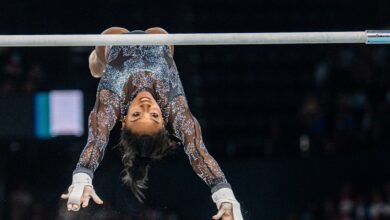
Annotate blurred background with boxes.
[1,0,390,219]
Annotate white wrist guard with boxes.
[212,188,243,220]
[67,173,93,210]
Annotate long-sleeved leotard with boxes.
[74,89,120,177]
[74,32,231,192]
[168,96,231,192]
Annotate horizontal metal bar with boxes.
[0,31,374,47]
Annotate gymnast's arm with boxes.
[61,89,120,211]
[168,96,243,219]
[74,89,120,177]
[169,96,230,190]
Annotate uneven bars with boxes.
[0,30,388,47]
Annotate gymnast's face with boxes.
[122,91,164,134]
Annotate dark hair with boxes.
[116,128,177,202]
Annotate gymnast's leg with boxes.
[88,27,129,78]
[88,27,173,78]
[145,27,174,56]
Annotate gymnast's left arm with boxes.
[169,96,243,220]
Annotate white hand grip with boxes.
[67,173,93,211]
[68,184,84,209]
[212,188,244,220]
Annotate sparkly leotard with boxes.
[73,31,231,193]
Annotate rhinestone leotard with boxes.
[73,33,231,193]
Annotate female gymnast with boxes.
[60,27,243,220]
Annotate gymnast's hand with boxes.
[60,173,103,211]
[212,202,234,220]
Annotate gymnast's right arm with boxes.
[61,89,121,211]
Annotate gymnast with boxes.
[60,27,243,220]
